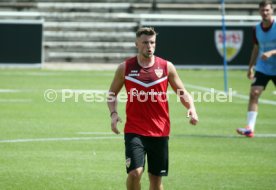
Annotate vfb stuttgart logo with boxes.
[215,30,243,62]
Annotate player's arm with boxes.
[107,62,125,134]
[167,62,198,125]
[261,49,276,61]
[248,44,259,80]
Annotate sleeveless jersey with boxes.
[255,20,276,76]
[124,56,170,137]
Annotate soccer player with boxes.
[237,0,276,138]
[107,27,198,190]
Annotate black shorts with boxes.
[252,71,276,89]
[124,133,169,176]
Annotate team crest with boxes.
[215,30,243,62]
[126,158,131,168]
[154,68,163,78]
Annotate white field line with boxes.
[0,136,121,143]
[77,132,114,135]
[1,134,276,143]
[0,88,33,103]
[0,72,114,76]
[57,89,108,93]
[175,134,276,138]
[254,134,276,137]
[0,89,21,93]
[0,99,33,103]
[185,84,276,106]
[0,89,108,94]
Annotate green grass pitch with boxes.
[0,68,275,190]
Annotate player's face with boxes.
[259,4,274,22]
[136,34,156,58]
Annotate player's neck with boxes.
[137,55,155,68]
[262,18,274,28]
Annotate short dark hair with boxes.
[136,27,157,38]
[259,0,273,8]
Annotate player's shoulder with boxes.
[167,61,175,70]
[154,55,172,66]
[166,61,178,76]
[114,62,126,78]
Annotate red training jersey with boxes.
[124,56,170,137]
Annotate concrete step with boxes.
[44,21,138,32]
[46,52,134,63]
[0,11,41,20]
[0,2,259,12]
[44,41,135,52]
[0,2,260,15]
[40,12,139,22]
[0,2,132,12]
[44,31,135,42]
[0,2,36,11]
[0,0,262,2]
[131,3,258,15]
[44,41,134,48]
[36,2,132,13]
[46,48,136,53]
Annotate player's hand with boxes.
[186,108,198,125]
[261,51,272,61]
[247,68,254,80]
[111,113,122,134]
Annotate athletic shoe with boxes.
[236,127,254,138]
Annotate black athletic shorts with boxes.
[124,133,169,176]
[252,71,276,89]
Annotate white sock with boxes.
[247,111,258,131]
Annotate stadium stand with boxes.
[0,0,261,64]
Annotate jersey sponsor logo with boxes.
[126,158,131,168]
[215,30,243,62]
[129,88,166,97]
[154,68,163,78]
[128,88,167,102]
[128,70,140,77]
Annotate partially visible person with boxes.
[237,0,276,138]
